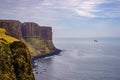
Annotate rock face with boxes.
[0,20,22,39]
[0,19,60,57]
[21,22,52,40]
[21,22,57,56]
[0,19,61,79]
[0,28,35,80]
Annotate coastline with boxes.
[31,49,62,61]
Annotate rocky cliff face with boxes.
[0,28,35,80]
[0,20,22,39]
[21,22,52,40]
[21,22,57,56]
[0,20,60,57]
[0,19,61,79]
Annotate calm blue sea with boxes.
[34,38,120,80]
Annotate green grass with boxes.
[0,28,19,43]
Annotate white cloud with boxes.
[34,0,107,18]
[75,9,96,18]
[0,0,120,19]
[36,0,120,18]
[72,0,106,17]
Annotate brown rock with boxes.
[21,22,52,40]
[0,20,22,39]
[0,20,60,57]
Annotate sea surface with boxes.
[33,38,120,80]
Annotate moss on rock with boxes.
[0,39,17,80]
[10,41,35,80]
[0,28,35,80]
[24,37,51,56]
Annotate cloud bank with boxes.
[0,0,120,38]
[0,0,120,19]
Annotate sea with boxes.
[33,38,120,80]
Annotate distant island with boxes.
[94,40,98,42]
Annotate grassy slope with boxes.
[24,37,51,56]
[0,28,19,43]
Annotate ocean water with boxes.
[33,38,120,80]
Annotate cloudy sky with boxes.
[0,0,120,38]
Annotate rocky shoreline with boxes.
[32,49,62,61]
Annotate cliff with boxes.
[21,22,57,56]
[0,20,22,39]
[21,22,52,40]
[0,20,61,57]
[0,28,35,80]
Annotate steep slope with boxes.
[0,28,35,80]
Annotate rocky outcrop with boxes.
[0,28,35,80]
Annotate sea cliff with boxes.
[0,20,61,57]
[21,22,59,57]
[0,19,61,79]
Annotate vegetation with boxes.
[0,28,19,43]
[0,28,35,80]
[24,37,51,56]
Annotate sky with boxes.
[0,0,120,38]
